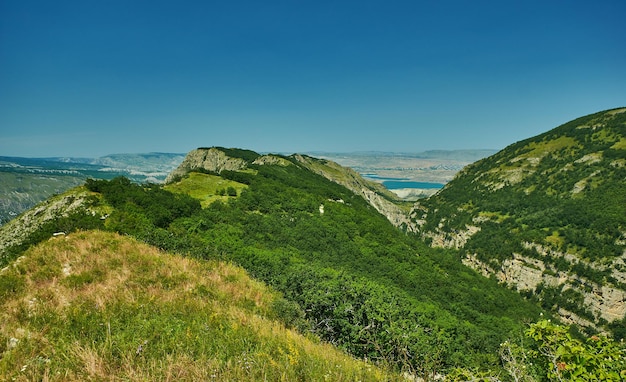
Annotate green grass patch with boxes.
[165,172,248,207]
[610,137,626,149]
[544,230,564,249]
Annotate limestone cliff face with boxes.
[165,148,248,183]
[412,108,626,332]
[463,248,626,328]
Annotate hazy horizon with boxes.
[0,147,500,160]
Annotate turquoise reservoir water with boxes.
[382,181,444,189]
[361,174,444,190]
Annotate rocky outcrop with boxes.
[165,148,248,183]
[462,248,626,327]
[424,224,481,249]
[359,187,416,231]
[0,189,105,265]
[252,155,291,167]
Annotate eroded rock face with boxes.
[165,148,248,183]
[252,155,291,166]
[0,190,101,265]
[462,250,626,327]
[424,225,481,249]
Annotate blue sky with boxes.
[1,0,625,157]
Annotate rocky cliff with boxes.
[164,148,416,231]
[411,108,626,333]
[165,148,250,183]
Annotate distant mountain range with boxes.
[0,152,186,182]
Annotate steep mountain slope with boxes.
[291,154,415,230]
[0,230,398,381]
[154,147,544,373]
[165,148,413,227]
[411,108,626,332]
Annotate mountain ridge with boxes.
[1,108,625,379]
[410,107,626,332]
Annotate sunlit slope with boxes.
[138,149,544,372]
[0,230,399,381]
[0,147,545,375]
[412,107,626,332]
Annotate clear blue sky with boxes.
[1,0,625,157]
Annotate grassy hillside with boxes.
[75,153,545,375]
[411,107,626,333]
[0,153,184,227]
[0,230,399,381]
[0,171,85,225]
[164,172,248,207]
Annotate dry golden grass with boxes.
[0,230,402,381]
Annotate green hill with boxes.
[73,149,545,375]
[0,230,399,381]
[411,107,626,334]
[0,153,184,226]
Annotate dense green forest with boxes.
[413,108,626,328]
[74,155,548,375]
[418,109,626,264]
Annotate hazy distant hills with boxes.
[0,153,185,225]
[0,152,186,182]
[411,107,626,333]
[311,150,496,201]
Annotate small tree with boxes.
[448,320,626,382]
[226,186,237,197]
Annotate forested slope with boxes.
[75,151,546,375]
[411,107,626,334]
